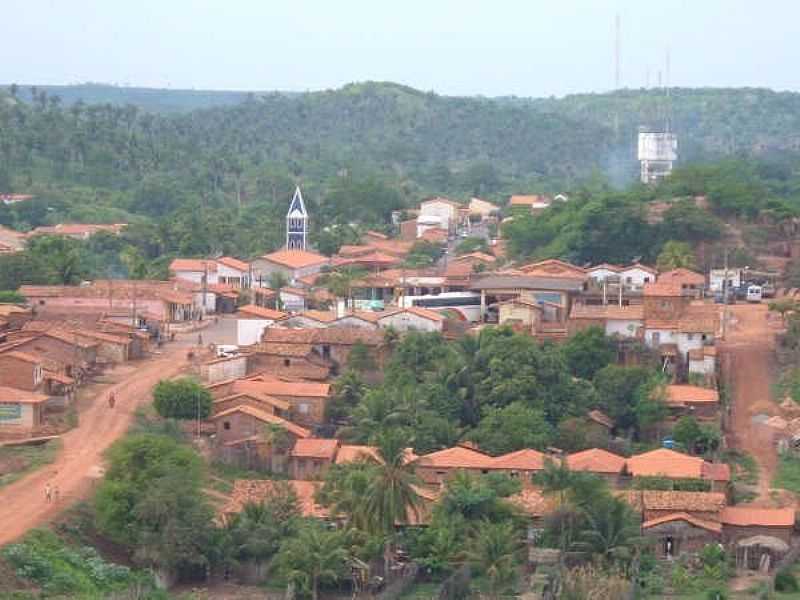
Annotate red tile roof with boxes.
[720,506,795,527]
[570,304,644,321]
[291,438,339,459]
[643,283,685,297]
[509,194,550,207]
[0,350,41,364]
[414,446,494,469]
[618,490,726,513]
[566,448,626,474]
[335,444,381,464]
[223,480,327,518]
[626,448,704,479]
[488,448,547,471]
[452,252,497,264]
[665,384,719,406]
[244,374,331,398]
[587,409,615,429]
[211,405,311,438]
[169,258,218,272]
[642,512,722,533]
[217,256,250,272]
[0,385,49,404]
[659,268,705,286]
[380,306,446,323]
[237,304,287,320]
[215,381,292,412]
[260,249,329,269]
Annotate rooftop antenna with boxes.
[665,47,672,132]
[614,13,621,89]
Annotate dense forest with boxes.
[2,82,800,287]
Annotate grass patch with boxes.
[774,453,800,493]
[0,440,61,487]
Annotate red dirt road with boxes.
[720,303,780,501]
[0,347,189,546]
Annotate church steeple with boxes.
[286,186,308,250]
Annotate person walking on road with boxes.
[44,483,52,503]
[108,392,116,409]
[53,485,60,503]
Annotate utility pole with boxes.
[131,279,137,329]
[721,247,729,340]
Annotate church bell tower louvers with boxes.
[286,186,308,250]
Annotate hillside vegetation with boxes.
[1,82,800,287]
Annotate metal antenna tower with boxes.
[614,14,621,89]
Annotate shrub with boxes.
[152,378,212,420]
[775,568,799,592]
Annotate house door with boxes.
[664,536,675,559]
[652,331,661,346]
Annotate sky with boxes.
[3,0,800,98]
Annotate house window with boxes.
[322,345,331,359]
[284,359,291,367]
[626,276,632,284]
[644,276,651,283]
[299,403,309,414]
[223,421,231,430]
[39,300,45,306]
[652,332,661,345]
[687,333,694,341]
[660,301,669,309]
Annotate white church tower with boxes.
[286,186,308,250]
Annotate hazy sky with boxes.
[3,0,799,97]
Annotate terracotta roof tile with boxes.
[380,306,446,323]
[566,448,626,474]
[659,268,705,286]
[642,512,722,533]
[414,446,494,469]
[665,384,719,406]
[210,405,311,438]
[0,350,42,364]
[237,304,287,320]
[223,480,327,518]
[0,385,49,404]
[701,462,731,482]
[244,374,331,398]
[617,490,726,513]
[720,506,795,527]
[217,256,250,272]
[169,258,218,272]
[260,249,329,269]
[626,448,704,479]
[570,304,644,321]
[643,283,685,297]
[291,438,339,459]
[452,252,497,264]
[509,194,550,207]
[488,448,547,471]
[508,487,556,517]
[335,444,381,464]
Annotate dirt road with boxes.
[0,346,190,546]
[720,303,780,501]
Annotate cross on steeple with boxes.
[286,186,308,250]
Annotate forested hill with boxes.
[6,82,800,191]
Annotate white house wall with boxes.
[237,318,274,345]
[605,319,642,338]
[378,313,442,332]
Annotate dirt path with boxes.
[720,303,780,502]
[0,345,191,546]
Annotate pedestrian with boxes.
[108,392,116,409]
[44,482,52,503]
[53,485,60,503]
[197,333,203,347]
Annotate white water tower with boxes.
[638,129,677,184]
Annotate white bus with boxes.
[746,285,763,303]
[399,292,482,322]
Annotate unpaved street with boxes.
[720,303,780,501]
[0,345,190,546]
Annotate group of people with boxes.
[44,481,60,503]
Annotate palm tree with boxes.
[364,430,421,534]
[534,459,574,507]
[267,271,288,310]
[465,520,521,600]
[363,430,421,576]
[277,522,351,600]
[578,496,643,571]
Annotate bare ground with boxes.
[0,343,191,547]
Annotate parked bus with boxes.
[399,292,482,322]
